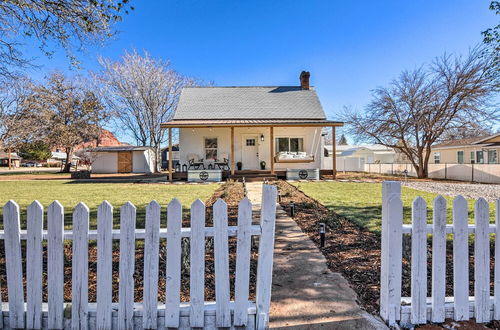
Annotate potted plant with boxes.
[236,161,242,171]
[260,160,266,170]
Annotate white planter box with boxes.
[286,168,319,180]
[188,169,222,182]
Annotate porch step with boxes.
[228,174,277,182]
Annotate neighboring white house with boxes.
[90,146,155,174]
[161,71,344,181]
[323,144,396,171]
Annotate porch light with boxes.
[260,134,264,142]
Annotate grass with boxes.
[291,181,497,234]
[0,180,219,229]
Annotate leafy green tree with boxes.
[18,141,52,162]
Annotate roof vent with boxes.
[300,71,310,90]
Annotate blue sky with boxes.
[25,1,497,143]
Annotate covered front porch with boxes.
[161,119,343,182]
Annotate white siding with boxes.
[132,150,154,173]
[92,150,154,174]
[179,127,323,170]
[92,152,118,173]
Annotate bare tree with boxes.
[23,72,110,172]
[345,47,499,178]
[0,0,133,77]
[96,50,197,171]
[0,76,38,151]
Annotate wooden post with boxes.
[331,127,336,179]
[8,148,12,170]
[168,128,173,182]
[230,127,235,176]
[270,127,274,174]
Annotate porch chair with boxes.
[187,154,205,170]
[214,152,230,170]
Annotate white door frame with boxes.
[241,134,260,170]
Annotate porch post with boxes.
[230,127,235,176]
[168,127,173,182]
[331,126,336,179]
[270,127,274,174]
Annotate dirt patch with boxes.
[275,180,382,314]
[0,180,257,304]
[321,171,465,183]
[274,181,498,329]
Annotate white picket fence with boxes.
[380,181,500,326]
[0,184,278,329]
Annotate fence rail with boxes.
[0,184,278,330]
[380,181,500,327]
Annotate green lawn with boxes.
[0,180,219,229]
[291,181,497,234]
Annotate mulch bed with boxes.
[274,180,498,329]
[0,180,256,303]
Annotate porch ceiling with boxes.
[161,119,344,128]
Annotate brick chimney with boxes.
[300,71,310,90]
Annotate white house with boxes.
[90,146,155,174]
[161,71,343,181]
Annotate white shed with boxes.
[90,146,155,174]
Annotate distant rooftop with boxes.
[432,133,500,149]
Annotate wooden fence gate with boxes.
[0,185,277,329]
[380,181,500,327]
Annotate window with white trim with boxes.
[470,151,475,164]
[457,151,464,164]
[204,137,218,160]
[476,150,484,164]
[275,137,304,153]
[434,152,440,164]
[488,150,498,164]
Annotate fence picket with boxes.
[72,202,89,330]
[431,196,447,323]
[495,199,500,320]
[411,197,427,324]
[143,201,161,329]
[27,201,44,329]
[48,201,65,329]
[453,196,469,321]
[96,201,113,330]
[166,199,182,328]
[0,193,278,330]
[214,199,231,327]
[118,202,137,330]
[256,184,278,330]
[234,197,253,326]
[190,199,206,328]
[3,201,24,329]
[380,181,402,324]
[474,198,490,323]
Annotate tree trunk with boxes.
[152,145,160,173]
[62,147,73,173]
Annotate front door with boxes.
[241,136,259,170]
[117,152,133,173]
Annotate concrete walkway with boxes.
[245,182,387,329]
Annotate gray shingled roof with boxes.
[173,86,327,120]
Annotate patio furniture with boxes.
[214,153,230,170]
[187,154,205,170]
[214,158,230,170]
[274,152,315,163]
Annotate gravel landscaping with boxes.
[402,181,499,203]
